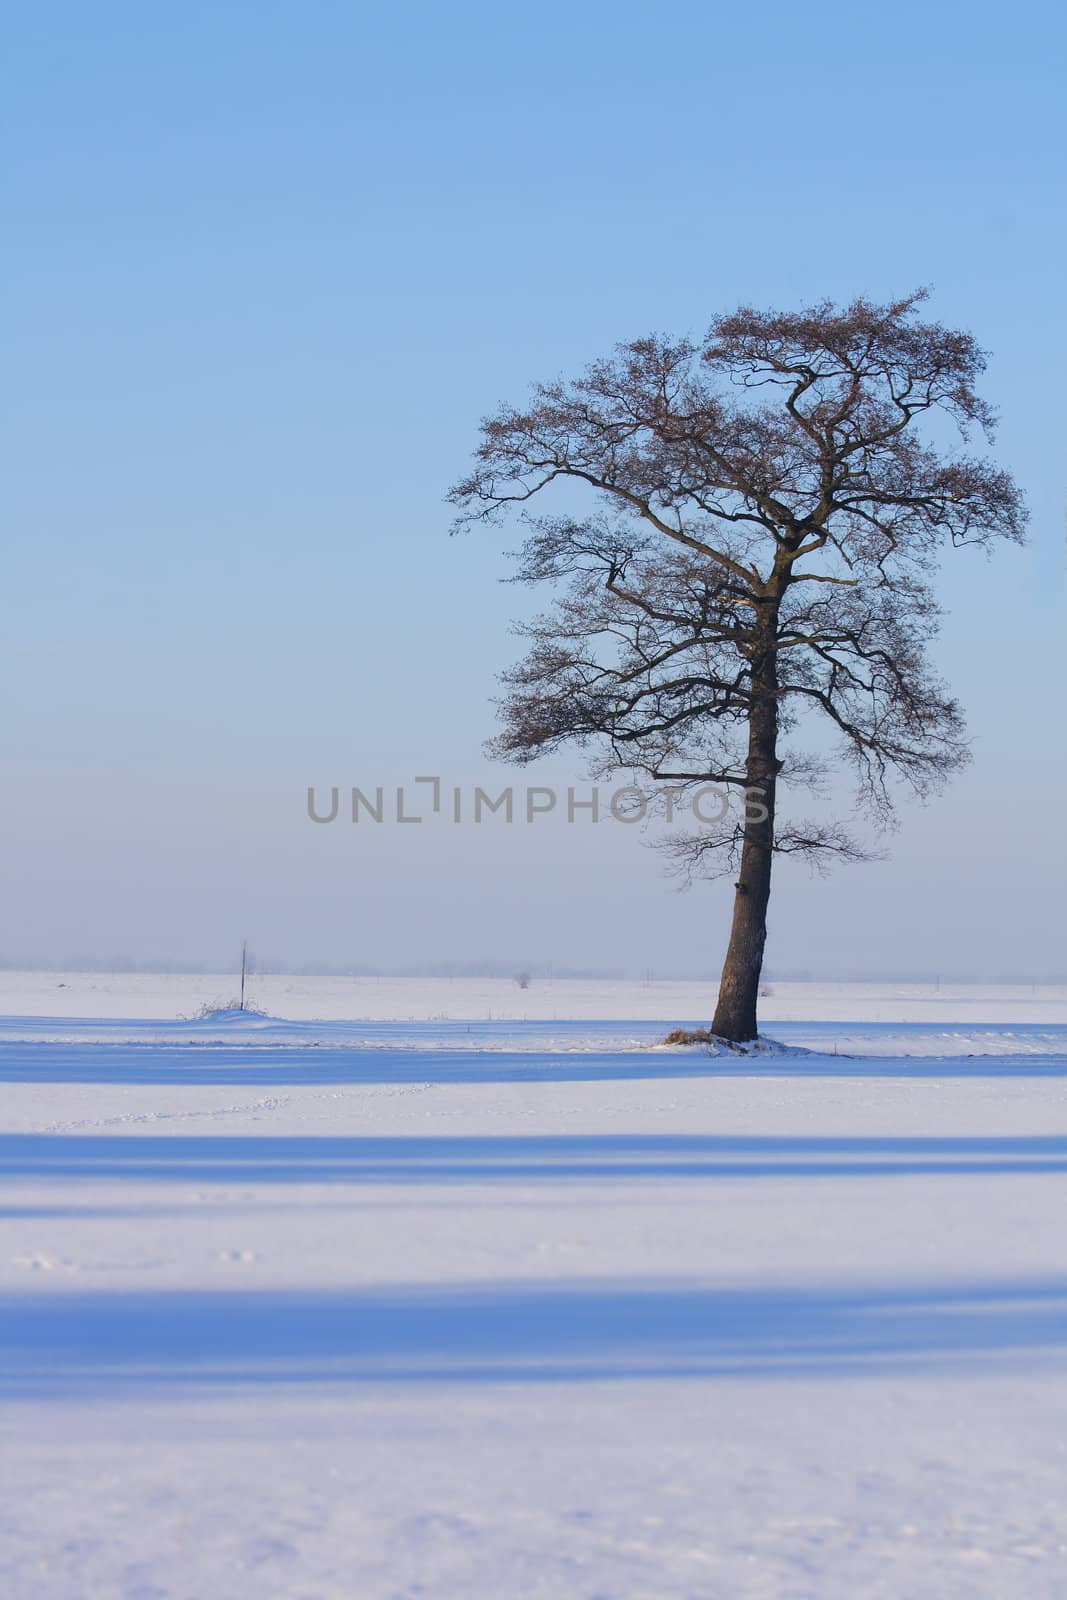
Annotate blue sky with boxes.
[2,0,1064,978]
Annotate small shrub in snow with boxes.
[180,999,269,1021]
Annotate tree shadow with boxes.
[1,1039,1066,1086]
[5,1132,1067,1186]
[3,1277,1067,1395]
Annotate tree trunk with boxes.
[712,603,780,1042]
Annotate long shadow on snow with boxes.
[1,1043,1066,1086]
[3,1277,1067,1394]
[7,1132,1067,1185]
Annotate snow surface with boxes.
[4,968,1066,1024]
[3,978,1067,1597]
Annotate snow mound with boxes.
[183,1005,274,1026]
[659,1031,814,1058]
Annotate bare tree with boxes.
[449,293,1026,1041]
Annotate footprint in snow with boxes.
[242,1535,298,1566]
[12,1253,79,1274]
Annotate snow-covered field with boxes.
[3,976,1067,1597]
[4,968,1066,1024]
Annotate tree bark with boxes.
[711,600,780,1042]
